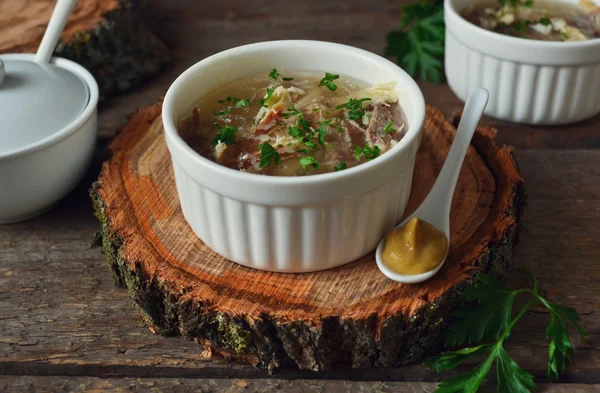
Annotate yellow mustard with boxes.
[382,217,448,275]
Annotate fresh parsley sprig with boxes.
[385,0,445,83]
[425,271,586,392]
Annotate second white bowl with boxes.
[445,0,600,125]
[162,40,426,273]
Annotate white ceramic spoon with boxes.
[35,0,78,64]
[375,88,489,284]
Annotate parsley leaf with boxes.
[294,148,309,154]
[537,298,586,381]
[539,17,551,25]
[385,0,445,84]
[214,107,233,117]
[496,345,536,393]
[259,142,280,168]
[236,99,251,107]
[445,274,518,346]
[315,120,332,145]
[384,121,396,133]
[258,88,275,107]
[318,72,340,91]
[354,145,380,160]
[299,156,319,170]
[335,98,371,121]
[283,104,299,117]
[268,68,280,80]
[334,160,347,172]
[211,123,238,146]
[335,125,345,134]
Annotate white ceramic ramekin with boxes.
[0,54,98,223]
[163,40,426,273]
[445,0,600,125]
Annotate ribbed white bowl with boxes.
[445,0,600,125]
[163,40,426,273]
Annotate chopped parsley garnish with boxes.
[304,140,317,149]
[334,160,347,172]
[288,112,312,139]
[294,148,309,154]
[500,0,534,7]
[211,123,238,146]
[215,97,251,116]
[268,68,280,80]
[312,107,320,112]
[269,68,294,81]
[214,107,234,117]
[315,120,332,145]
[236,99,251,107]
[512,20,531,33]
[335,125,345,134]
[354,145,381,160]
[335,98,372,121]
[384,121,396,134]
[561,32,569,40]
[217,96,237,104]
[299,156,319,170]
[318,72,340,91]
[259,142,280,168]
[258,88,275,107]
[539,17,551,25]
[283,104,299,117]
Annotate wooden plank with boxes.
[0,149,599,381]
[1,377,599,393]
[96,0,600,149]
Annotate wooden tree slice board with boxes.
[91,101,525,371]
[0,0,170,100]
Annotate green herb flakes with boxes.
[384,121,396,134]
[258,88,275,107]
[334,160,347,171]
[335,98,372,121]
[268,68,280,80]
[354,144,380,160]
[259,142,280,168]
[318,72,340,91]
[211,123,238,146]
[299,156,319,170]
[283,104,300,117]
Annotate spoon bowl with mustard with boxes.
[375,88,489,284]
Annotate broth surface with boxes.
[178,70,406,176]
[462,0,600,41]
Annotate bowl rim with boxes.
[0,54,99,161]
[162,39,426,187]
[445,0,600,64]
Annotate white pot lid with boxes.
[0,57,89,155]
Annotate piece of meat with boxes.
[366,104,406,149]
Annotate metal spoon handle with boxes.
[35,0,78,64]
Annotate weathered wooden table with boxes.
[1,1,599,392]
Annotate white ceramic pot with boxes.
[0,54,98,223]
[445,0,600,125]
[162,40,426,273]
